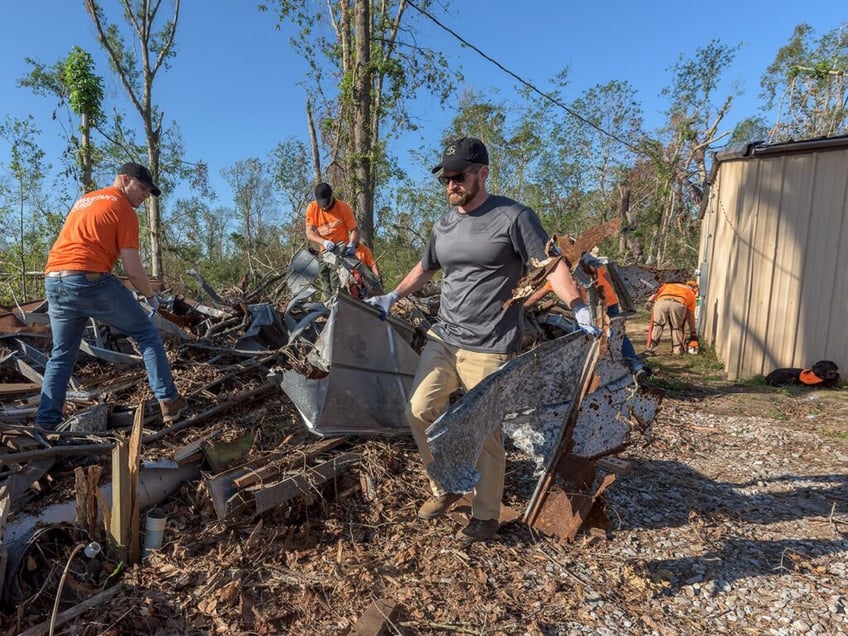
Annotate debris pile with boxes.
[0,247,685,632]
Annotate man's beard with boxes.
[448,179,478,207]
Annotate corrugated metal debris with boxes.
[0,245,683,615]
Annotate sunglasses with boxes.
[437,169,476,186]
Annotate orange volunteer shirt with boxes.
[306,199,357,247]
[45,186,140,273]
[655,283,696,313]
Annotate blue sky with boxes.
[1,1,846,207]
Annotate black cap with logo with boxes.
[431,136,489,174]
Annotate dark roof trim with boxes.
[715,134,848,163]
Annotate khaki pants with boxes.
[650,298,687,353]
[407,336,509,521]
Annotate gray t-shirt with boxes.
[422,195,549,353]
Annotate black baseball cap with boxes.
[315,182,334,208]
[431,136,489,174]
[118,162,161,196]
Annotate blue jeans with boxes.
[607,304,643,371]
[36,274,179,427]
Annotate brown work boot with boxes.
[456,518,499,544]
[160,396,187,423]
[417,492,462,520]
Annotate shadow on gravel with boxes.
[610,459,848,590]
[647,536,848,594]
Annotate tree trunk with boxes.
[148,153,162,278]
[306,100,321,182]
[352,0,373,244]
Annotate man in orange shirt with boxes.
[36,163,186,429]
[305,182,360,298]
[647,280,698,355]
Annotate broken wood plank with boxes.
[251,451,361,515]
[232,437,344,489]
[17,584,123,636]
[110,436,131,562]
[128,404,144,565]
[349,598,400,636]
[0,382,41,396]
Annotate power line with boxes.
[406,0,646,156]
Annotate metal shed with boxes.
[698,135,848,380]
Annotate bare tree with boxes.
[85,0,180,277]
[262,0,456,244]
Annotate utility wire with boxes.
[406,0,646,156]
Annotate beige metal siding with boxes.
[701,144,848,380]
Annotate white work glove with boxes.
[344,241,357,257]
[365,291,399,320]
[146,295,160,318]
[322,239,337,252]
[572,302,601,337]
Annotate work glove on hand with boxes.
[322,239,337,252]
[344,242,357,257]
[146,295,160,319]
[365,291,399,320]
[572,302,601,337]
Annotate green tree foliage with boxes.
[260,0,457,244]
[637,40,741,267]
[761,23,848,141]
[19,47,105,191]
[223,158,282,283]
[0,116,53,303]
[730,116,770,144]
[268,137,314,255]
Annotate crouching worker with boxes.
[36,163,186,429]
[646,280,697,356]
[367,137,600,544]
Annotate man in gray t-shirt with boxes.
[366,136,600,544]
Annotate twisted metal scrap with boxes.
[426,327,661,494]
[425,332,592,493]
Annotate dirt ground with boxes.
[3,312,847,635]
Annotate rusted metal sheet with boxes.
[526,466,616,543]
